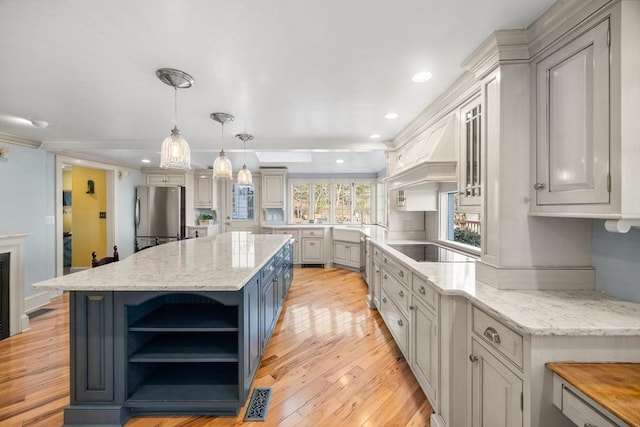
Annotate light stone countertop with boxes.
[353,225,640,337]
[32,232,292,292]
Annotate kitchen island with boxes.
[33,232,293,427]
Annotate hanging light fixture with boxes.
[235,133,254,186]
[156,68,194,169]
[210,112,235,179]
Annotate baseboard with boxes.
[476,261,595,290]
[430,413,446,427]
[25,290,56,314]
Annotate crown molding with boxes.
[0,132,42,149]
[461,29,529,80]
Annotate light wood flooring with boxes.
[0,267,432,426]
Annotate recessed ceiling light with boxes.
[384,113,399,120]
[336,159,344,164]
[369,133,381,139]
[411,71,432,83]
[141,159,151,164]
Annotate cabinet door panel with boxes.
[194,174,213,208]
[535,19,610,205]
[244,275,261,386]
[412,299,437,404]
[302,238,323,263]
[471,339,522,427]
[73,292,115,402]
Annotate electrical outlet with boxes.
[99,212,107,219]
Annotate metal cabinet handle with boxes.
[270,265,275,271]
[382,297,387,303]
[309,242,315,246]
[383,273,388,279]
[409,305,416,310]
[397,319,404,327]
[483,327,501,344]
[533,182,546,190]
[419,286,426,295]
[399,270,404,278]
[398,290,404,297]
[383,257,388,263]
[469,354,478,363]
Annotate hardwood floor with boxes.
[0,268,432,426]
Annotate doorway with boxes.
[55,156,117,277]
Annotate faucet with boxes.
[354,209,365,226]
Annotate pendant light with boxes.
[210,112,235,179]
[235,133,254,186]
[156,68,194,169]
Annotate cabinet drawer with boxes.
[381,254,410,288]
[562,387,616,427]
[472,307,523,368]
[381,269,409,315]
[412,274,437,311]
[301,228,323,237]
[261,259,277,280]
[379,290,409,357]
[373,245,382,262]
[275,229,299,237]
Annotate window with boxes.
[290,179,374,224]
[231,183,254,220]
[334,183,352,223]
[292,183,309,223]
[444,192,481,248]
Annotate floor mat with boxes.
[243,387,272,421]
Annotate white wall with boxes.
[592,220,640,302]
[116,169,142,258]
[0,143,55,297]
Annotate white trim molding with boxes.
[0,233,30,335]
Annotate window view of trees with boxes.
[334,183,352,223]
[290,180,373,224]
[313,184,330,222]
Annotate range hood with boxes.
[384,112,458,190]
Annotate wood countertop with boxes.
[546,362,640,426]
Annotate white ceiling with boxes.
[0,0,554,174]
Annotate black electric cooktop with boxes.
[387,243,476,263]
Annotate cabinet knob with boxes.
[399,270,404,278]
[409,305,416,310]
[383,257,388,263]
[383,273,388,279]
[483,327,501,344]
[398,290,404,297]
[397,319,404,327]
[382,297,387,303]
[533,182,546,190]
[419,286,426,295]
[469,354,478,363]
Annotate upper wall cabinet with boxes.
[261,168,287,209]
[194,171,213,208]
[459,93,483,210]
[144,170,186,186]
[530,2,640,228]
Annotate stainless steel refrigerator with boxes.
[135,186,186,251]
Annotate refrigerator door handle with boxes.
[135,196,141,229]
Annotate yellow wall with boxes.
[63,170,72,233]
[71,166,107,267]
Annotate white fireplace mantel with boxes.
[0,234,30,335]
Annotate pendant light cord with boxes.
[174,87,178,128]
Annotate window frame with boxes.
[288,178,376,224]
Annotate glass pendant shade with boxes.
[210,112,235,180]
[160,126,191,169]
[237,164,252,186]
[235,132,254,186]
[212,150,233,180]
[156,68,194,170]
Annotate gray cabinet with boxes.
[261,168,287,209]
[410,296,438,405]
[302,237,323,264]
[145,173,185,186]
[244,274,261,389]
[71,291,115,403]
[532,18,610,207]
[470,338,523,427]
